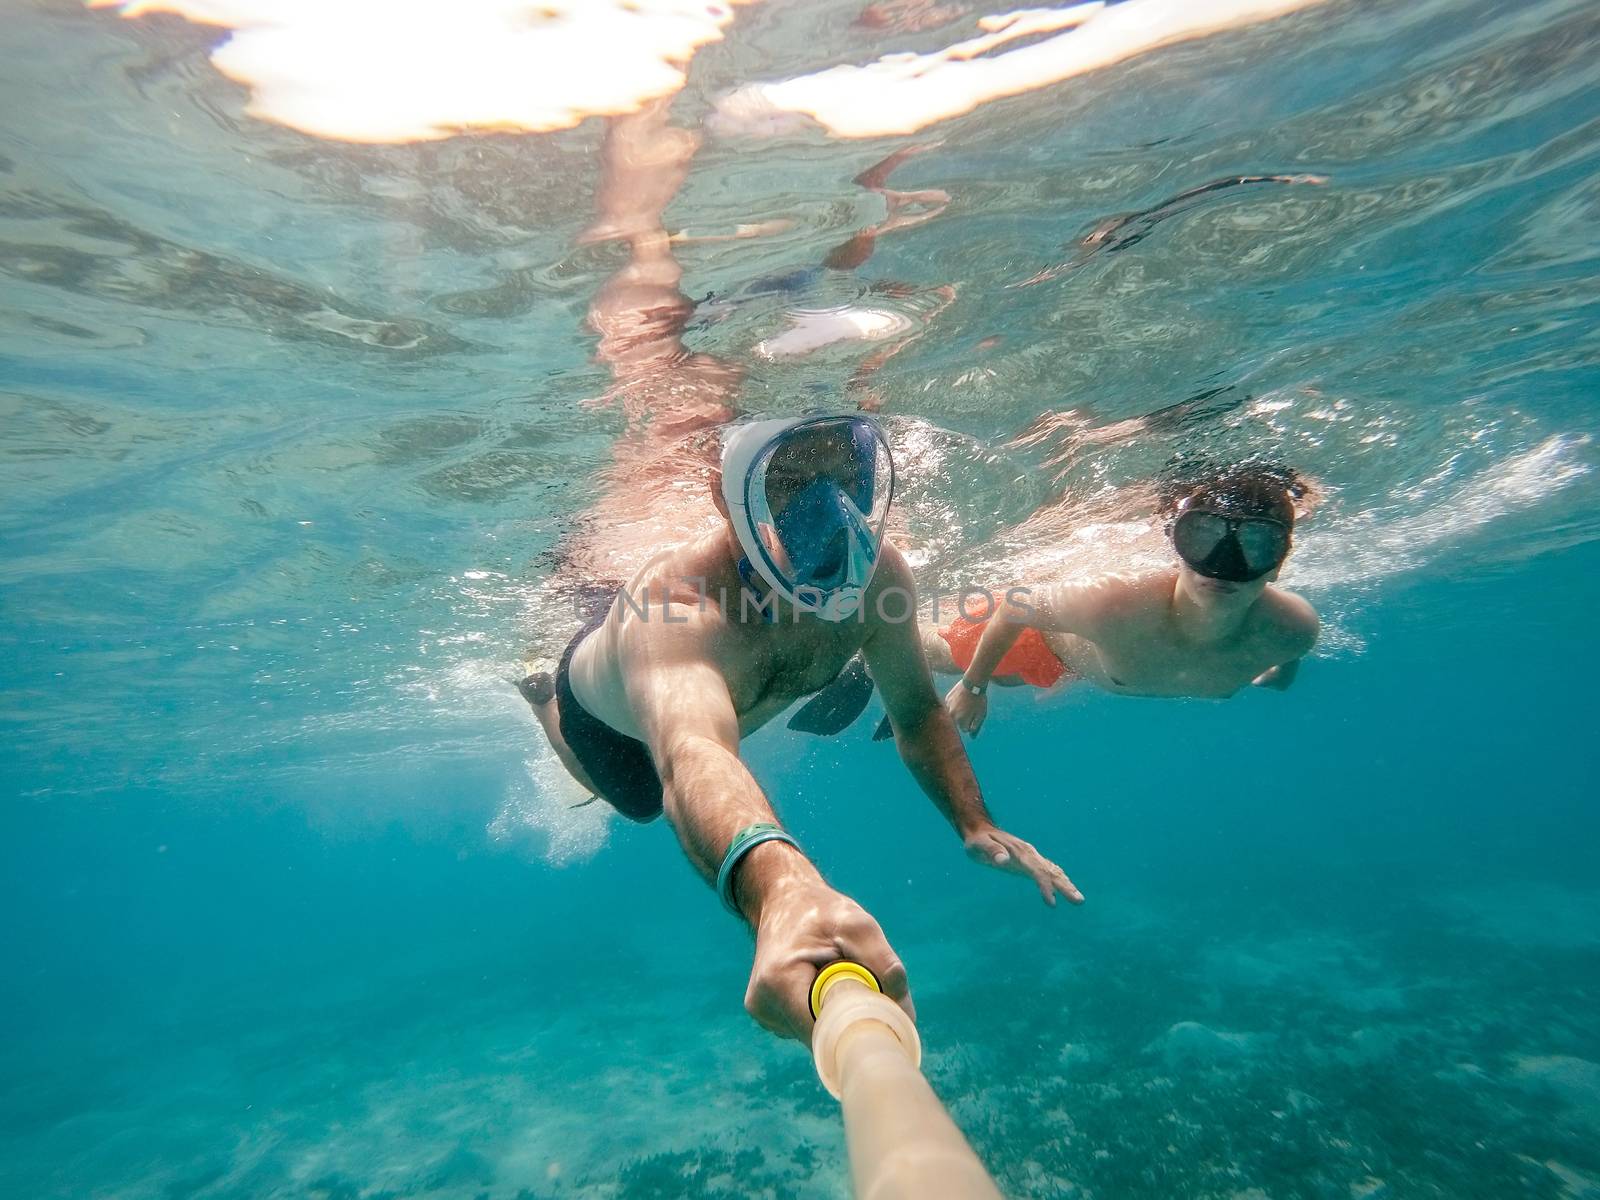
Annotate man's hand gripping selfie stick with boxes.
[810,962,1004,1200]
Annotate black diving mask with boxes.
[1171,507,1291,583]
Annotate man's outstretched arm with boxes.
[620,603,913,1041]
[861,549,1082,906]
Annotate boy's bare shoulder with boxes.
[1257,586,1319,652]
[1042,568,1176,634]
[1115,568,1184,615]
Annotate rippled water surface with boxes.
[3,0,1599,1197]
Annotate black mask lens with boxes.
[1173,510,1289,582]
[1235,520,1290,572]
[1171,511,1229,564]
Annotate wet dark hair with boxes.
[1157,456,1306,527]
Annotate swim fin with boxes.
[788,654,875,736]
[872,715,894,742]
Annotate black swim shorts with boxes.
[555,602,664,823]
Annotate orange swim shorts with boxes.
[938,616,1067,689]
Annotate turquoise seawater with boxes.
[4,0,1600,1196]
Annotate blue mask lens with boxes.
[841,421,878,512]
[773,478,862,588]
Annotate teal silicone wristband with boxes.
[716,823,801,916]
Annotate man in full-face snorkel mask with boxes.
[522,414,1079,1044]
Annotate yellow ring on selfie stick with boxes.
[810,961,881,1020]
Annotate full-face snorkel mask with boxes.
[1170,499,1292,583]
[720,415,894,621]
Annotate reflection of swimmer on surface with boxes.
[520,106,1077,1046]
[550,99,742,591]
[934,461,1320,735]
[552,120,956,594]
[697,142,956,404]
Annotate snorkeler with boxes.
[521,415,1080,1042]
[934,464,1319,734]
[520,104,1075,1046]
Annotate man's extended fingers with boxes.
[1054,867,1085,905]
[1025,853,1084,906]
[1038,874,1057,906]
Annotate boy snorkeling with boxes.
[934,463,1319,734]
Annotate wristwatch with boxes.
[960,677,987,696]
